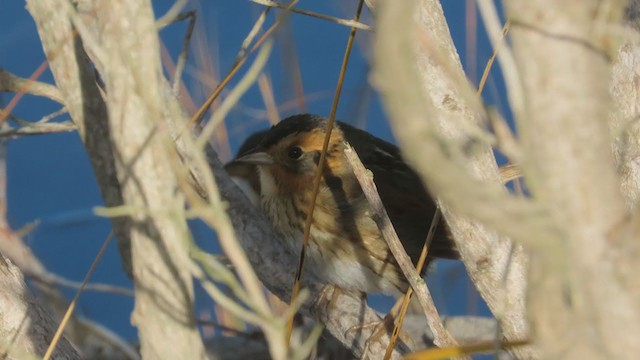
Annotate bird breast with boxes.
[257,166,408,295]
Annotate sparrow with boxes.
[225,114,457,297]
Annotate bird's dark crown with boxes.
[259,114,331,150]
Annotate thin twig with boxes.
[188,15,277,128]
[195,29,275,148]
[257,73,281,124]
[190,240,260,312]
[43,232,114,360]
[384,210,442,359]
[190,262,266,326]
[286,0,366,344]
[156,0,189,29]
[475,20,522,165]
[249,0,372,31]
[74,318,141,360]
[0,66,63,105]
[166,6,305,354]
[279,20,307,112]
[405,339,529,360]
[477,20,511,96]
[487,108,522,164]
[464,21,522,356]
[343,145,458,349]
[34,107,68,124]
[476,1,524,124]
[493,242,516,357]
[465,0,478,84]
[0,121,76,138]
[171,11,197,94]
[498,164,522,184]
[235,8,271,65]
[195,318,255,337]
[28,272,133,297]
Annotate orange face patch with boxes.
[262,126,352,195]
[297,128,350,174]
[296,128,341,152]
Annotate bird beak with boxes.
[233,152,274,166]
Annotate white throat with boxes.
[257,165,278,197]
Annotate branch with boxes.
[25,0,134,279]
[0,68,64,104]
[87,1,206,358]
[0,121,76,138]
[343,145,458,349]
[0,255,80,359]
[27,0,207,358]
[612,1,640,210]
[249,0,372,31]
[202,315,499,359]
[508,0,640,358]
[372,2,536,358]
[609,0,640,313]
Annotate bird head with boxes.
[230,114,350,197]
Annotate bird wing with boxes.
[339,122,459,262]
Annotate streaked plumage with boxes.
[225,114,456,296]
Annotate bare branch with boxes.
[0,121,76,138]
[249,0,372,31]
[27,0,207,358]
[610,0,640,314]
[612,4,640,209]
[88,1,207,358]
[343,145,458,349]
[0,68,64,104]
[508,1,640,358]
[202,314,499,359]
[164,11,197,94]
[156,0,189,29]
[235,8,271,65]
[0,255,80,360]
[372,3,535,359]
[26,0,134,282]
[476,1,524,121]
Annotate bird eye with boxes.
[287,146,303,160]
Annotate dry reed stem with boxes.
[286,0,365,344]
[343,145,458,350]
[250,0,372,31]
[43,233,114,360]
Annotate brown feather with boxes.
[225,114,458,295]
